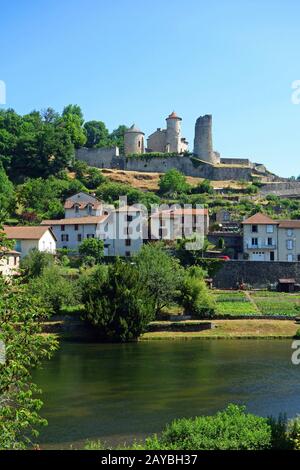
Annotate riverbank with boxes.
[141,319,300,340]
[42,317,300,340]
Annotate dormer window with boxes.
[87,204,93,215]
[74,204,80,213]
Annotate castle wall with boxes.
[259,181,300,197]
[220,157,251,166]
[147,129,167,152]
[75,149,253,180]
[76,147,120,168]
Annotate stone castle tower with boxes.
[124,124,145,155]
[193,114,219,164]
[165,111,182,153]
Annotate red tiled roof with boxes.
[64,200,102,210]
[3,225,56,240]
[167,111,182,120]
[41,215,109,225]
[242,213,275,225]
[278,220,300,229]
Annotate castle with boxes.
[76,112,278,182]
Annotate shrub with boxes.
[21,249,55,278]
[79,238,104,264]
[28,265,79,312]
[180,266,216,318]
[140,404,272,450]
[82,261,155,342]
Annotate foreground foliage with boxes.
[0,278,57,449]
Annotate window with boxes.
[127,215,133,222]
[74,224,78,231]
[287,239,294,250]
[287,229,294,237]
[61,225,65,231]
[252,225,258,233]
[87,234,95,239]
[125,239,131,246]
[87,204,93,215]
[270,251,275,261]
[287,254,294,262]
[298,254,300,262]
[61,234,69,242]
[125,251,131,257]
[252,238,258,246]
[75,205,79,213]
[267,237,273,246]
[266,225,274,233]
[77,234,82,242]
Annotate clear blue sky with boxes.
[1,0,300,177]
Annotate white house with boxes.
[3,226,57,259]
[0,248,20,277]
[42,193,144,257]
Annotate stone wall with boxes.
[213,260,300,289]
[76,147,120,168]
[260,181,300,197]
[75,148,254,180]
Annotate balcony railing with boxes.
[246,243,276,249]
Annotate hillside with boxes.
[100,168,248,192]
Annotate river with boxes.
[32,339,300,449]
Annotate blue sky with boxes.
[1,0,300,177]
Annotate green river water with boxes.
[32,339,300,449]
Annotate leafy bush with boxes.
[180,266,216,318]
[138,405,272,450]
[28,265,79,312]
[21,249,55,278]
[79,237,104,264]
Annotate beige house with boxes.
[243,213,300,262]
[150,208,209,241]
[3,226,56,259]
[0,248,20,277]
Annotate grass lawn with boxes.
[141,319,300,340]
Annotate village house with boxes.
[243,212,300,262]
[3,226,56,259]
[150,207,209,241]
[0,248,20,277]
[42,192,144,257]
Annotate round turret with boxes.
[124,124,145,155]
[166,111,182,153]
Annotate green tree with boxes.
[21,249,55,278]
[79,238,104,264]
[28,265,79,312]
[109,125,128,153]
[82,261,155,342]
[158,169,190,196]
[61,104,86,148]
[136,243,184,315]
[0,162,14,216]
[0,274,57,449]
[84,120,111,148]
